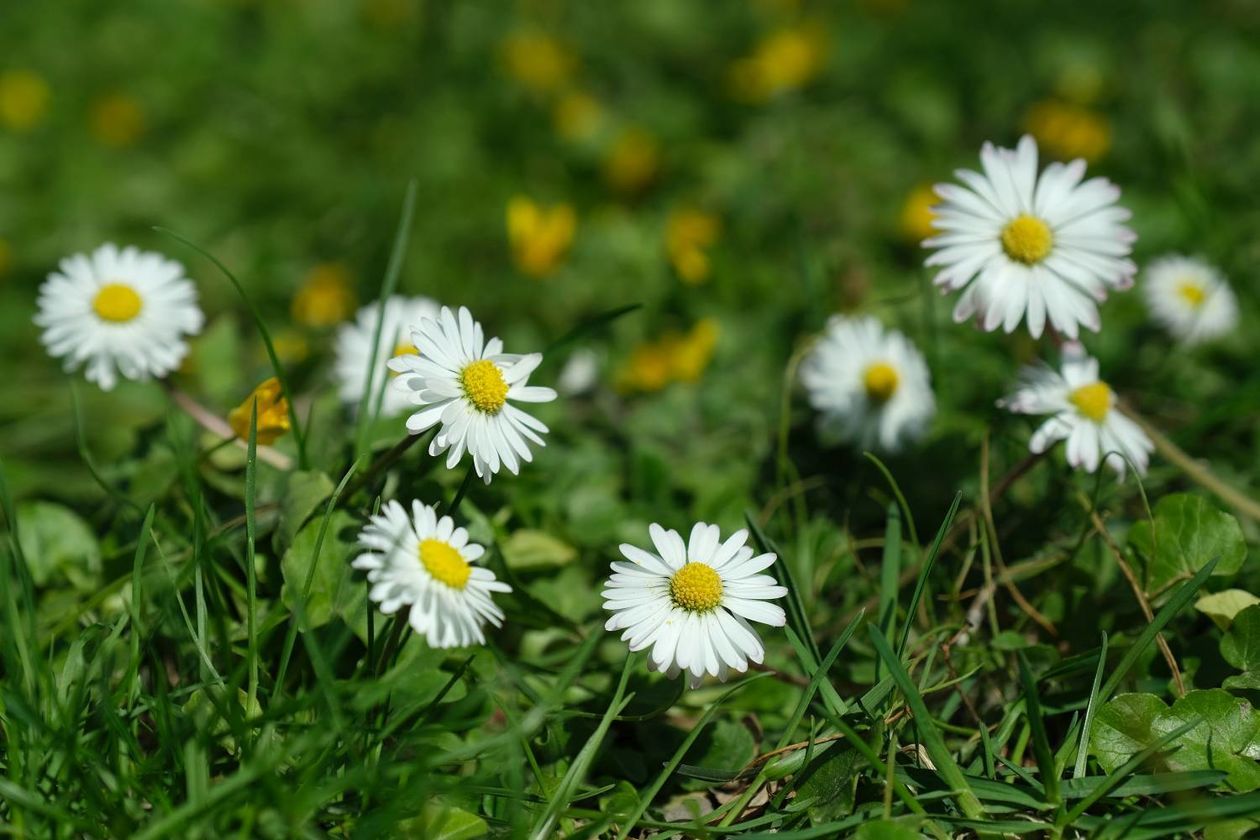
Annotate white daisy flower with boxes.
[925,135,1136,339]
[34,243,204,391]
[799,316,935,453]
[603,522,787,689]
[334,295,440,415]
[352,500,511,648]
[999,343,1152,477]
[1142,255,1239,345]
[389,306,557,483]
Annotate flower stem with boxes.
[165,384,293,470]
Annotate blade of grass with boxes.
[863,453,919,547]
[543,302,642,359]
[529,655,635,840]
[878,504,901,680]
[868,625,986,820]
[897,492,962,658]
[244,401,260,730]
[157,226,308,469]
[746,511,819,663]
[354,181,417,461]
[1017,651,1059,805]
[1073,631,1109,780]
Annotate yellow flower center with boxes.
[419,538,471,589]
[863,362,900,404]
[1068,381,1112,423]
[1000,214,1054,265]
[460,359,509,414]
[1177,281,1206,308]
[669,562,724,613]
[92,283,143,323]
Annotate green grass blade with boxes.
[746,510,819,662]
[897,492,961,658]
[863,453,919,547]
[1073,631,1109,779]
[1017,651,1059,805]
[878,504,901,677]
[868,625,986,820]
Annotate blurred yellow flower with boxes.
[228,377,292,445]
[618,319,720,393]
[0,238,11,279]
[603,127,659,195]
[507,196,576,278]
[898,184,938,244]
[89,93,146,148]
[292,262,356,327]
[553,90,603,142]
[271,329,311,364]
[728,25,827,103]
[501,30,576,95]
[666,208,722,284]
[1024,100,1110,163]
[0,70,50,132]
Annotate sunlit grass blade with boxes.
[1073,631,1109,779]
[529,655,635,840]
[868,625,986,820]
[897,492,961,657]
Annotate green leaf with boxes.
[1196,590,1260,631]
[853,817,925,839]
[1091,690,1260,791]
[500,529,577,571]
[280,510,358,629]
[1221,604,1260,689]
[280,470,334,544]
[797,744,860,823]
[16,501,101,590]
[400,801,487,840]
[1129,494,1246,598]
[682,720,755,791]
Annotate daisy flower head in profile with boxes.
[925,135,1136,339]
[353,500,511,648]
[1142,255,1239,345]
[334,295,440,415]
[798,316,935,453]
[999,342,1152,477]
[389,306,557,483]
[34,243,204,391]
[603,523,787,689]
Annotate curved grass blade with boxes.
[1018,650,1059,805]
[746,510,819,663]
[897,492,962,657]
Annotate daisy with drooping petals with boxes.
[1142,255,1239,345]
[603,523,787,689]
[389,306,557,483]
[799,316,935,453]
[34,243,204,391]
[334,296,440,415]
[353,500,511,648]
[999,343,1152,477]
[925,135,1136,339]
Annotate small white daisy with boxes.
[389,306,557,483]
[999,343,1152,477]
[799,315,935,452]
[1142,255,1239,345]
[352,500,511,648]
[603,522,787,689]
[925,135,1136,339]
[34,243,204,390]
[334,295,440,415]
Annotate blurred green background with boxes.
[2,0,1258,528]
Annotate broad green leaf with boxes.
[280,510,358,629]
[1090,693,1167,773]
[1129,494,1246,598]
[797,744,860,823]
[280,470,334,544]
[1091,690,1260,791]
[682,719,755,791]
[16,501,101,590]
[1222,605,1260,691]
[1197,590,1260,631]
[500,529,577,571]
[398,801,487,840]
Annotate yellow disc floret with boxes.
[1177,281,1206,308]
[1000,214,1054,265]
[1069,381,1112,423]
[863,362,900,404]
[419,538,471,589]
[460,359,509,414]
[669,562,724,613]
[92,283,143,323]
